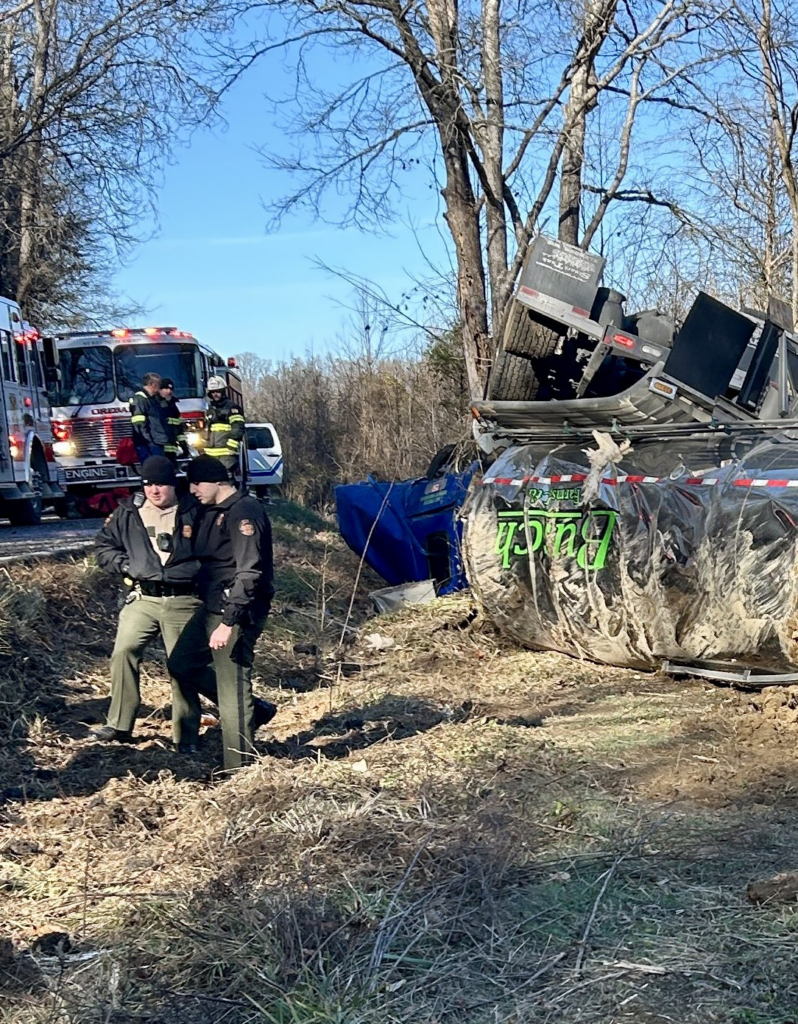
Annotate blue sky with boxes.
[113,53,449,365]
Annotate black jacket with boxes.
[194,490,274,625]
[95,495,201,584]
[129,390,170,448]
[160,396,188,455]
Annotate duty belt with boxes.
[135,580,196,598]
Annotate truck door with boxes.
[0,303,13,484]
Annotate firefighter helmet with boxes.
[206,375,226,393]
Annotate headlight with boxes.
[186,431,202,447]
[53,440,76,456]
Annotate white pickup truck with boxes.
[246,422,283,497]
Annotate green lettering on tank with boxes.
[495,515,523,568]
[495,509,617,570]
[577,510,617,570]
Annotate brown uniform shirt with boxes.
[137,500,178,565]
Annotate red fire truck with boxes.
[46,326,243,509]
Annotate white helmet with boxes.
[207,375,226,393]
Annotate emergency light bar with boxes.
[107,327,194,340]
[56,327,194,340]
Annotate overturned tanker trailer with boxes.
[463,239,798,674]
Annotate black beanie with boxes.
[160,377,175,388]
[186,455,230,484]
[141,455,177,486]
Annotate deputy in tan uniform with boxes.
[92,456,203,749]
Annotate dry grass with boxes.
[2,503,798,1023]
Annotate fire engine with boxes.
[45,326,243,506]
[0,295,63,524]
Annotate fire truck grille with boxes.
[71,418,132,458]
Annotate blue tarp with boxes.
[335,468,475,595]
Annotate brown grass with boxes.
[2,504,798,1023]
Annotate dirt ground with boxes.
[1,503,798,1024]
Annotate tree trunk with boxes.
[17,0,51,308]
[480,0,508,326]
[558,0,617,246]
[443,157,490,399]
[558,63,591,246]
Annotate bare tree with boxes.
[235,294,467,502]
[713,0,798,320]
[253,0,703,396]
[0,0,246,324]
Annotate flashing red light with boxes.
[13,328,39,344]
[227,357,237,368]
[111,329,129,339]
[612,333,637,349]
[24,397,32,407]
[143,327,160,337]
[52,420,71,441]
[168,329,194,339]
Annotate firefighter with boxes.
[158,378,190,462]
[203,375,245,477]
[129,372,170,462]
[91,456,203,749]
[167,455,275,770]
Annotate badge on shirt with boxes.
[182,524,192,538]
[239,519,255,536]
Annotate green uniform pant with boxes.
[107,594,203,741]
[167,607,267,770]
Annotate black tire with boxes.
[502,304,564,359]
[6,470,43,526]
[487,349,540,401]
[426,444,457,480]
[52,497,81,519]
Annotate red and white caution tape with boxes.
[481,474,798,489]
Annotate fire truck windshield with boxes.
[53,346,115,405]
[114,343,202,401]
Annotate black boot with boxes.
[89,725,134,743]
[253,698,277,729]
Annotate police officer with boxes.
[91,456,203,748]
[167,454,274,770]
[203,375,245,476]
[158,378,190,462]
[129,372,170,462]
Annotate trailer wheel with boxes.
[6,469,43,526]
[488,350,540,401]
[502,305,564,359]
